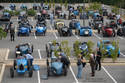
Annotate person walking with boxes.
[89,53,96,77]
[77,54,86,78]
[95,48,102,71]
[24,53,34,66]
[10,22,15,41]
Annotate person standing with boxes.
[89,53,96,77]
[95,48,102,71]
[50,13,54,25]
[77,54,86,78]
[10,23,15,41]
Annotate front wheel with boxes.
[29,67,33,77]
[10,67,14,78]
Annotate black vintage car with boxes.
[58,26,72,37]
[55,6,62,16]
[117,27,125,36]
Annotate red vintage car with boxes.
[102,26,115,37]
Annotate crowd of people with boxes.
[76,48,102,78]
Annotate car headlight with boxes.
[16,51,21,54]
[84,31,89,34]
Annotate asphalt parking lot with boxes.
[1,3,125,83]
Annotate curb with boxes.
[0,64,5,83]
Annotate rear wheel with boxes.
[14,60,17,70]
[63,67,67,76]
[10,67,14,78]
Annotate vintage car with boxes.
[43,5,50,10]
[9,4,16,10]
[10,57,33,78]
[117,27,125,36]
[58,26,72,36]
[68,12,76,20]
[73,42,89,56]
[33,4,39,10]
[0,5,4,10]
[75,26,92,36]
[46,42,70,76]
[17,20,33,36]
[97,40,120,57]
[55,6,62,15]
[35,22,47,36]
[20,4,27,10]
[69,20,81,29]
[15,43,33,57]
[107,13,116,20]
[101,26,116,37]
[54,20,65,29]
[57,12,66,19]
[0,12,11,22]
[102,8,108,16]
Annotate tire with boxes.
[47,67,50,76]
[10,67,14,78]
[118,54,120,57]
[46,44,49,57]
[29,67,33,77]
[31,45,34,53]
[14,60,17,70]
[28,60,31,71]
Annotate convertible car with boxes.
[75,26,92,36]
[73,42,89,56]
[9,4,16,10]
[35,22,47,36]
[15,43,33,58]
[10,57,33,78]
[0,12,11,22]
[101,26,116,37]
[54,20,65,29]
[69,20,81,29]
[58,26,72,36]
[97,40,120,57]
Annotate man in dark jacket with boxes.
[89,53,96,77]
[95,48,102,71]
[10,23,15,41]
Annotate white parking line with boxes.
[34,32,37,39]
[102,66,117,83]
[37,70,41,83]
[49,23,58,39]
[120,52,125,57]
[69,66,79,83]
[37,49,41,83]
[93,33,102,40]
[72,33,80,40]
[118,36,125,40]
[38,49,42,59]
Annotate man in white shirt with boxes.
[24,54,34,66]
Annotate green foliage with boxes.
[79,6,83,13]
[52,0,55,8]
[60,0,63,7]
[61,40,71,56]
[64,0,68,8]
[45,0,48,5]
[112,6,119,14]
[0,27,7,40]
[86,40,94,58]
[73,41,81,57]
[89,2,101,11]
[110,40,119,62]
[49,0,52,8]
[3,10,20,16]
[27,9,36,16]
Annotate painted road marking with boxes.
[49,23,58,39]
[72,33,80,40]
[69,66,79,83]
[102,66,117,83]
[38,49,42,59]
[93,33,102,40]
[37,71,41,83]
[120,52,125,57]
[118,36,125,40]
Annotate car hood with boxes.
[79,44,88,51]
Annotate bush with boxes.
[27,9,36,16]
[0,27,7,40]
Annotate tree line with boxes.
[0,0,125,9]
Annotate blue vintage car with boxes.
[10,58,33,78]
[15,43,33,57]
[20,4,27,10]
[76,26,93,36]
[73,10,79,16]
[97,40,120,57]
[18,23,32,36]
[9,4,16,10]
[73,42,89,56]
[35,23,47,36]
[93,12,100,19]
[88,10,94,16]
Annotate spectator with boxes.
[95,48,102,71]
[77,54,86,78]
[89,53,96,77]
[10,22,15,41]
[24,54,34,66]
[50,13,54,25]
